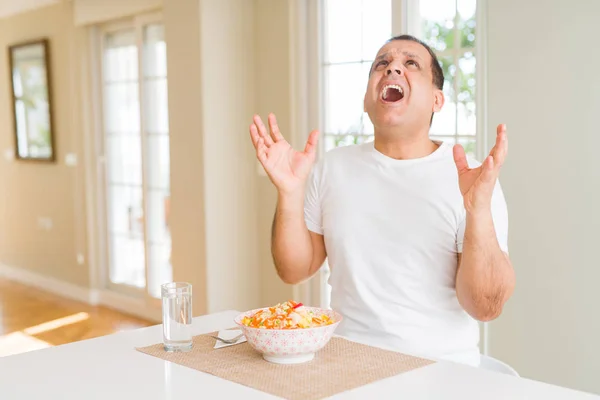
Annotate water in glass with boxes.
[161,282,192,352]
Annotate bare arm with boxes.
[456,211,515,321]
[249,113,325,285]
[453,124,515,322]
[271,191,326,284]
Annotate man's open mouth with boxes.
[381,84,404,102]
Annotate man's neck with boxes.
[373,127,439,160]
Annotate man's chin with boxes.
[374,112,406,128]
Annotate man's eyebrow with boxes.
[402,51,423,60]
[373,50,423,61]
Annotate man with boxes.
[248,34,515,366]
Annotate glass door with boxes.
[100,14,171,300]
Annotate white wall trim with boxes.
[0,263,98,305]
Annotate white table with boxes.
[0,310,597,399]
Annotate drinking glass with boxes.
[161,282,192,352]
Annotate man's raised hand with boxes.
[453,124,508,214]
[249,113,320,196]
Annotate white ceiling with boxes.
[0,0,63,20]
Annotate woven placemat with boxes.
[136,332,434,399]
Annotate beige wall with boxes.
[163,0,209,315]
[199,0,261,313]
[486,0,600,394]
[254,0,296,307]
[0,1,89,287]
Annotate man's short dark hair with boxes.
[387,34,445,91]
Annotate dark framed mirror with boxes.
[8,38,55,162]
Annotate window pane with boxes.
[106,135,142,185]
[457,53,476,135]
[104,83,140,133]
[431,56,456,136]
[104,30,137,82]
[420,0,456,51]
[324,135,336,152]
[143,24,168,134]
[324,0,362,63]
[109,234,146,288]
[361,0,392,60]
[324,63,368,134]
[147,135,170,190]
[362,62,375,134]
[144,78,169,134]
[457,102,476,136]
[107,185,143,237]
[458,0,476,48]
[457,52,475,102]
[458,137,476,159]
[146,189,170,243]
[438,56,455,99]
[143,24,167,78]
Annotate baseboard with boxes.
[0,263,97,305]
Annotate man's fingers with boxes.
[489,124,506,154]
[494,124,508,168]
[268,113,284,142]
[453,144,469,174]
[304,130,320,155]
[480,155,497,185]
[253,115,274,146]
[256,137,268,165]
[497,123,507,136]
[249,123,260,148]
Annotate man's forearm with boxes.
[456,210,515,321]
[271,191,314,284]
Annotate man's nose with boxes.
[386,66,403,76]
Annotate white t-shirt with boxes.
[304,140,509,366]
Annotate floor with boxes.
[0,277,152,357]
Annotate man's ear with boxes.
[433,89,445,113]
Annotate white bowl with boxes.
[234,307,342,364]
